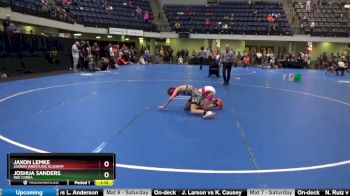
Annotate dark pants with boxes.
[199,57,204,69]
[336,67,345,76]
[257,58,262,65]
[109,57,115,68]
[101,63,108,71]
[82,58,89,71]
[223,62,233,83]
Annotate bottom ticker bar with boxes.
[1,188,350,196]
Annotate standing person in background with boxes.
[159,46,164,63]
[232,48,238,66]
[104,44,110,58]
[164,49,169,63]
[176,50,180,59]
[208,50,221,78]
[168,47,173,63]
[184,49,189,64]
[91,42,100,65]
[139,46,146,58]
[192,49,197,58]
[71,41,80,72]
[262,50,267,66]
[336,60,347,76]
[84,41,91,70]
[2,14,11,32]
[237,51,242,67]
[129,45,136,63]
[256,51,262,66]
[209,49,214,62]
[78,41,84,69]
[108,43,116,68]
[86,41,91,55]
[113,44,119,62]
[317,54,323,69]
[250,50,256,65]
[155,47,160,63]
[221,44,236,85]
[80,41,89,71]
[198,46,207,70]
[180,49,185,59]
[269,57,276,68]
[206,48,210,59]
[121,45,129,63]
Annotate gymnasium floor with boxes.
[0,64,350,188]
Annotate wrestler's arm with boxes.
[159,86,183,109]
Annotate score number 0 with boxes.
[103,161,110,178]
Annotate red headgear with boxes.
[214,98,223,109]
[167,87,175,96]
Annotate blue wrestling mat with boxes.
[0,64,350,188]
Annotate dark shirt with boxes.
[91,46,100,57]
[3,20,10,31]
[144,54,151,63]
